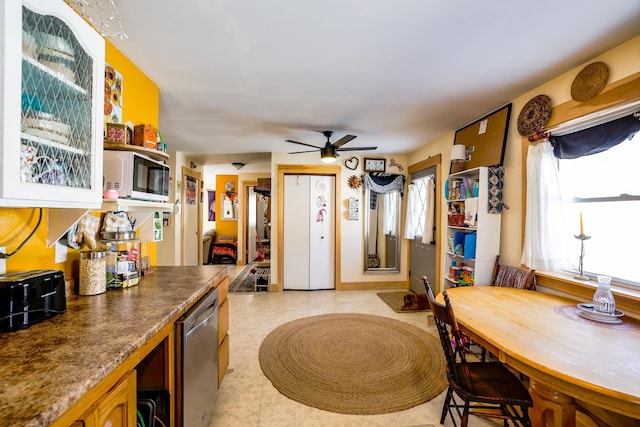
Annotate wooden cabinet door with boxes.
[218,299,229,346]
[78,370,137,427]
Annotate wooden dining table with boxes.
[442,286,640,427]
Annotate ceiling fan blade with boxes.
[286,139,323,149]
[332,134,357,148]
[336,146,378,151]
[288,149,319,154]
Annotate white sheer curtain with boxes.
[422,177,435,244]
[404,183,418,240]
[521,140,570,270]
[383,191,398,235]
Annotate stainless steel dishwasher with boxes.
[175,287,219,427]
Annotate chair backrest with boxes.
[426,290,471,386]
[491,255,536,290]
[422,275,436,300]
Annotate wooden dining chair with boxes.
[491,255,536,290]
[423,276,486,361]
[428,290,533,427]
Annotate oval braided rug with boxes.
[258,313,447,415]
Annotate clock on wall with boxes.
[363,158,386,172]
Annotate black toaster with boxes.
[0,270,66,332]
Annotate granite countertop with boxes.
[0,265,229,427]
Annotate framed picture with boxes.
[185,176,197,205]
[364,158,386,172]
[207,190,216,221]
[104,63,123,125]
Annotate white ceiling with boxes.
[96,0,640,170]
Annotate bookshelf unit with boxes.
[444,167,501,289]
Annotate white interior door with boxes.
[283,174,335,290]
[308,175,335,290]
[182,168,202,266]
[283,175,310,289]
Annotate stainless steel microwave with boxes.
[103,151,170,202]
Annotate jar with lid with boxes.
[79,251,106,295]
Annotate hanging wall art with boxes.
[344,156,359,170]
[347,175,362,190]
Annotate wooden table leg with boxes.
[529,378,576,427]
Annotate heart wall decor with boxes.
[344,157,359,170]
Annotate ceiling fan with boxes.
[286,131,377,163]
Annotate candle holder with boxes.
[573,234,592,281]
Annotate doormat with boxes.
[377,291,431,313]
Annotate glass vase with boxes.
[593,275,615,314]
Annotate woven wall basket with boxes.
[571,61,609,102]
[517,94,552,136]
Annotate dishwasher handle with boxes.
[185,307,217,341]
[183,287,219,340]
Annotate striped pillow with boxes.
[495,266,536,290]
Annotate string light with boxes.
[65,0,128,40]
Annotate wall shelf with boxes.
[47,199,173,247]
[104,143,169,162]
[444,167,501,289]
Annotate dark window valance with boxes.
[549,113,640,159]
[363,173,406,196]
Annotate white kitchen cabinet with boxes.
[443,167,501,289]
[0,0,105,207]
[283,174,335,290]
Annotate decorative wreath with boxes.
[517,94,552,136]
[571,62,609,102]
[347,175,362,190]
[344,156,359,170]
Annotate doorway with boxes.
[245,185,271,263]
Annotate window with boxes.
[404,172,435,244]
[409,176,431,238]
[557,126,640,286]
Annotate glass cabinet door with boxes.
[0,0,104,207]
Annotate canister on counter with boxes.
[79,251,106,295]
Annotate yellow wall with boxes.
[215,175,238,239]
[0,39,160,279]
[104,40,160,264]
[105,40,159,127]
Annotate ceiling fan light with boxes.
[320,146,337,162]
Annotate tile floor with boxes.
[209,276,499,427]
